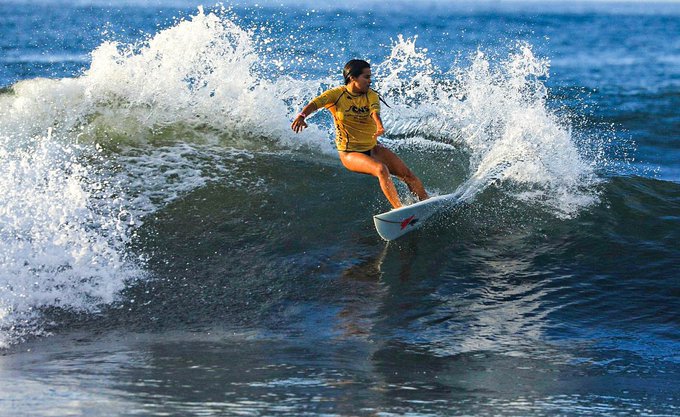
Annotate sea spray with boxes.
[82,6,332,153]
[375,37,601,217]
[0,128,144,348]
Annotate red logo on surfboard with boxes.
[400,215,418,230]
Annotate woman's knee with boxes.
[374,163,390,179]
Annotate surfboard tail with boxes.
[373,209,436,241]
[372,193,460,241]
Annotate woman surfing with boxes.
[291,59,429,209]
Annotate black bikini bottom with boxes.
[344,148,372,157]
[340,146,374,157]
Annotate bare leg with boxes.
[371,144,429,201]
[338,151,403,208]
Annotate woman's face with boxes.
[350,67,371,93]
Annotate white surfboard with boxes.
[373,193,459,241]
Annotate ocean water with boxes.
[1,0,679,415]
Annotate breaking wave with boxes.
[0,6,605,347]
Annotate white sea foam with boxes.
[0,7,602,346]
[0,129,144,348]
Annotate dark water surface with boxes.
[1,1,679,415]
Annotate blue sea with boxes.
[1,1,679,415]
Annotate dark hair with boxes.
[343,59,370,85]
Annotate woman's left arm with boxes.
[291,101,318,133]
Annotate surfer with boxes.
[291,59,428,209]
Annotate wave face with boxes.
[0,0,677,392]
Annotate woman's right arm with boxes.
[291,102,318,133]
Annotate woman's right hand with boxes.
[291,116,308,133]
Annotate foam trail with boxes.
[375,37,600,217]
